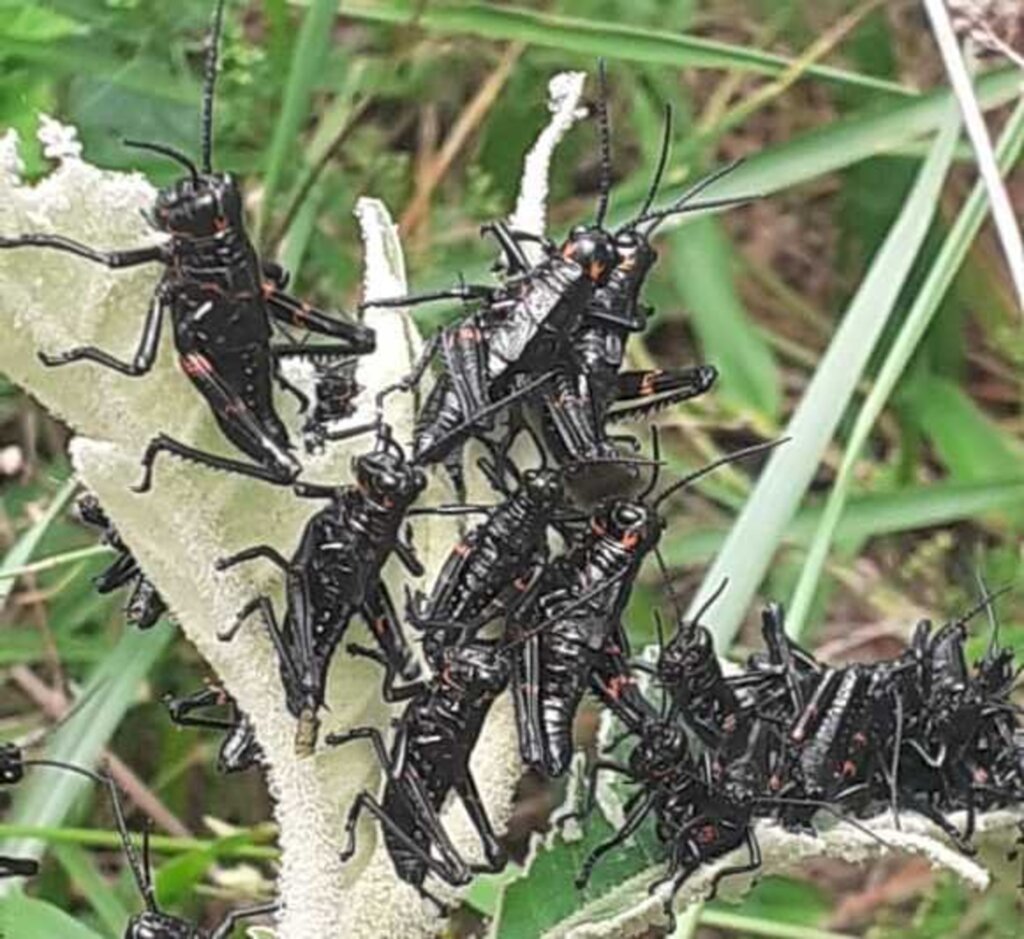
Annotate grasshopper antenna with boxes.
[593,60,613,229]
[201,0,229,173]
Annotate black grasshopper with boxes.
[216,424,426,755]
[76,493,167,629]
[0,744,275,937]
[367,74,743,497]
[510,438,782,777]
[495,101,734,467]
[407,429,654,633]
[164,686,262,774]
[654,578,759,750]
[569,715,884,932]
[325,631,510,911]
[887,592,1020,846]
[0,0,374,491]
[408,444,568,631]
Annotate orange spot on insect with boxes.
[841,760,858,778]
[620,531,640,550]
[181,353,213,377]
[454,542,471,558]
[262,282,276,298]
[588,261,606,281]
[514,576,530,591]
[562,243,577,259]
[214,216,228,232]
[639,370,661,397]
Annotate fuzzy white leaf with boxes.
[529,808,1022,939]
[0,74,583,935]
[509,71,588,264]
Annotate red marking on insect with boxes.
[974,767,990,784]
[841,760,858,779]
[604,674,634,701]
[262,281,276,298]
[639,371,662,398]
[588,261,606,281]
[181,353,213,377]
[562,242,577,260]
[454,543,471,558]
[514,576,530,591]
[697,825,717,845]
[591,520,607,538]
[620,531,640,550]
[214,216,228,232]
[199,281,225,296]
[373,617,386,636]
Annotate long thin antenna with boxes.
[593,60,613,228]
[687,576,729,637]
[122,139,200,182]
[201,0,228,173]
[653,437,788,509]
[633,103,673,223]
[27,759,157,911]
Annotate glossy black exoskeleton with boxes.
[76,493,168,629]
[325,632,510,911]
[216,425,426,754]
[366,72,742,498]
[0,0,374,492]
[164,686,262,774]
[509,438,782,777]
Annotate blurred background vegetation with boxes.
[0,1,1022,937]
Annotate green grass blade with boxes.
[0,478,76,610]
[51,843,128,938]
[336,0,912,95]
[256,0,341,243]
[0,824,278,861]
[683,104,963,644]
[659,476,1024,568]
[605,68,1021,231]
[0,623,175,881]
[669,216,780,419]
[0,545,111,582]
[0,895,104,939]
[788,98,1024,635]
[902,372,1024,482]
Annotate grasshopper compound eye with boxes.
[0,743,25,786]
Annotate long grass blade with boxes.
[336,0,912,95]
[682,104,963,644]
[922,0,1024,312]
[0,624,174,884]
[0,479,76,611]
[256,0,340,243]
[787,97,1024,636]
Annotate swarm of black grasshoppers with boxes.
[10,0,1023,933]
[560,589,1024,929]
